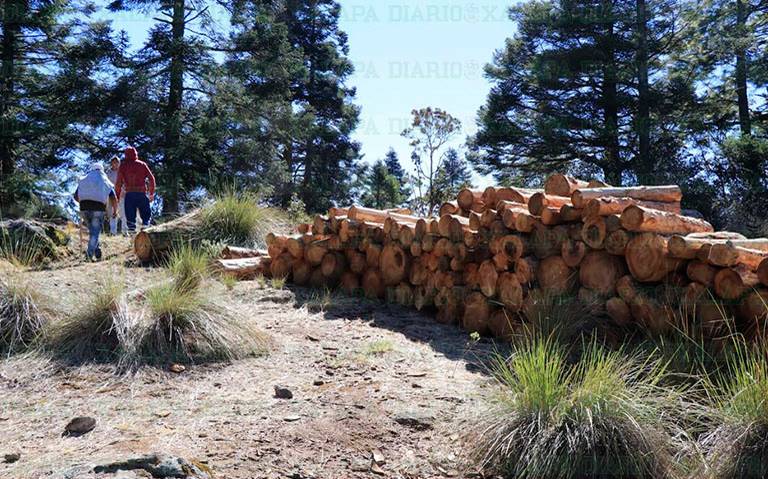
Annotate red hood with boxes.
[124,146,138,163]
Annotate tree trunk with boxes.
[133,209,203,262]
[572,186,682,208]
[735,0,751,136]
[625,233,684,282]
[536,256,574,294]
[579,251,627,296]
[0,3,21,195]
[162,0,187,214]
[620,205,713,234]
[635,0,652,182]
[544,174,590,197]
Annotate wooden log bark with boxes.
[221,246,266,260]
[269,253,293,280]
[536,256,574,294]
[579,251,627,296]
[528,193,571,216]
[620,205,713,234]
[667,233,750,259]
[683,282,730,337]
[439,201,459,217]
[759,258,768,287]
[736,288,768,337]
[561,239,587,267]
[625,233,684,282]
[571,185,682,208]
[489,309,522,341]
[213,257,270,280]
[365,244,382,269]
[714,265,759,300]
[582,197,681,218]
[305,238,330,266]
[559,204,584,223]
[514,256,538,285]
[544,174,589,197]
[699,243,768,269]
[540,207,564,226]
[134,210,203,262]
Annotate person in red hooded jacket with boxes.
[114,146,156,232]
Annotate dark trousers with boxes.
[124,192,151,231]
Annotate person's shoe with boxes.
[95,248,103,261]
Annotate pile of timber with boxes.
[248,173,768,340]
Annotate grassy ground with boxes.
[0,235,498,478]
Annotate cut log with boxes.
[134,209,203,262]
[544,174,589,197]
[620,205,713,234]
[759,258,768,287]
[625,233,684,282]
[362,269,385,299]
[667,233,752,259]
[497,272,523,311]
[604,229,632,256]
[312,215,331,234]
[579,251,627,296]
[683,282,730,337]
[305,239,329,266]
[292,259,311,285]
[479,260,499,297]
[438,214,471,241]
[489,309,521,341]
[581,216,607,249]
[321,251,347,279]
[221,246,266,260]
[536,256,574,294]
[578,287,606,315]
[606,297,632,327]
[514,257,538,285]
[457,189,484,211]
[380,244,409,286]
[213,257,270,280]
[616,275,639,302]
[572,185,682,208]
[328,206,349,218]
[495,187,541,205]
[540,207,564,226]
[345,249,367,274]
[340,271,360,294]
[528,193,571,216]
[349,206,392,223]
[365,244,382,269]
[531,224,569,259]
[439,201,459,217]
[714,265,759,300]
[736,289,768,336]
[561,239,587,267]
[463,292,491,335]
[699,243,768,269]
[559,204,584,223]
[582,197,681,218]
[309,268,325,289]
[630,294,674,335]
[686,261,718,288]
[269,253,293,280]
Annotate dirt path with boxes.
[0,248,503,478]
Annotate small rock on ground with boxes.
[3,452,20,463]
[392,411,435,431]
[273,385,293,399]
[93,454,212,478]
[64,416,96,437]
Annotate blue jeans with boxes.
[82,210,105,258]
[124,192,152,232]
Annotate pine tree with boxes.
[0,0,122,208]
[383,147,410,203]
[107,0,219,212]
[469,0,696,186]
[360,160,402,209]
[434,148,473,204]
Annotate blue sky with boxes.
[104,1,517,187]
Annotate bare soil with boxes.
[0,236,503,479]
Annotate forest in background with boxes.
[0,0,766,233]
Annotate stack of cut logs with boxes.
[247,173,768,340]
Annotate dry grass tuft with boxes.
[0,275,51,356]
[47,280,133,363]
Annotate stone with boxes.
[169,364,186,374]
[64,416,96,437]
[392,411,435,430]
[3,452,20,463]
[93,454,213,478]
[273,385,293,399]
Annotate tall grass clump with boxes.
[134,282,266,364]
[0,276,50,356]
[48,280,131,362]
[469,338,689,479]
[0,228,54,267]
[199,191,271,247]
[701,340,768,478]
[520,291,595,345]
[166,245,211,293]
